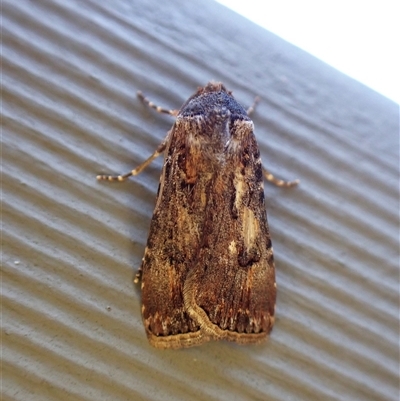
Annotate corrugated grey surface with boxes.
[2,0,399,400]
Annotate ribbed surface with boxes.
[2,0,399,400]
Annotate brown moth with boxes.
[97,82,298,349]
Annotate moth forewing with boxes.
[184,117,276,344]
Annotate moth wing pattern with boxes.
[140,121,212,349]
[183,118,276,343]
[140,83,276,348]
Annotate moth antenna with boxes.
[137,91,179,116]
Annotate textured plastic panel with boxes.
[2,0,399,400]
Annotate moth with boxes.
[97,82,298,349]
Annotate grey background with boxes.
[2,0,399,400]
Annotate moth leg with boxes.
[247,94,298,187]
[246,96,260,116]
[137,91,179,116]
[96,140,167,181]
[262,166,300,187]
[133,266,142,284]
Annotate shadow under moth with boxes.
[97,82,298,349]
